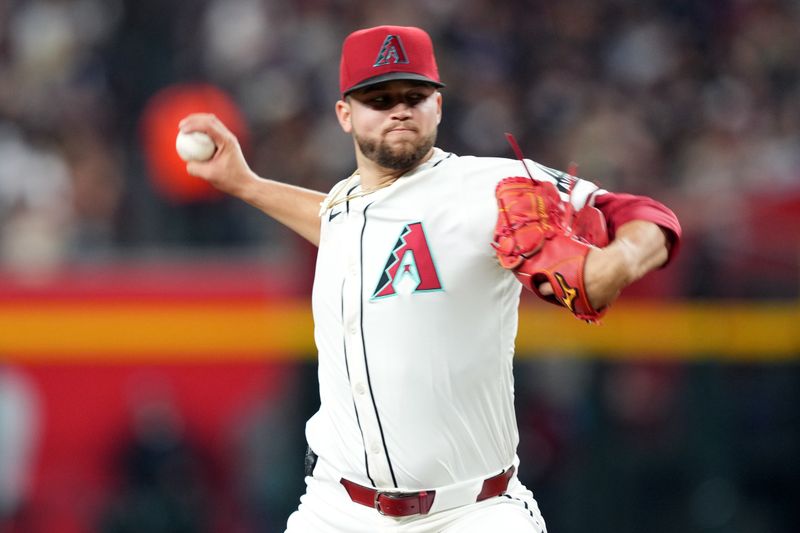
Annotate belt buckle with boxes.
[374,490,433,517]
[373,490,405,516]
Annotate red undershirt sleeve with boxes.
[592,192,683,264]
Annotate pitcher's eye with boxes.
[367,95,394,109]
[406,93,426,105]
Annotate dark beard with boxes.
[356,130,437,171]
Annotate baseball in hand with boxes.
[175,130,217,162]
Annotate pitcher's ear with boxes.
[335,99,352,133]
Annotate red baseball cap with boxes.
[339,25,445,96]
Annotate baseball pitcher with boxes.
[178,25,681,533]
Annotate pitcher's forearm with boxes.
[239,173,325,246]
[611,220,670,282]
[584,220,669,308]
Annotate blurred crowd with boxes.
[1,0,799,294]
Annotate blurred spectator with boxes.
[225,365,315,533]
[0,366,42,526]
[100,376,211,533]
[0,124,73,276]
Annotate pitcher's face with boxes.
[336,81,442,171]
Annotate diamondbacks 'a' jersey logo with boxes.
[372,222,442,299]
[374,34,409,66]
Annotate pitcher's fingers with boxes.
[178,113,217,131]
[178,115,240,159]
[537,282,554,296]
[186,116,238,151]
[185,160,204,178]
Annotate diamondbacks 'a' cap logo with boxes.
[372,222,442,299]
[373,34,410,67]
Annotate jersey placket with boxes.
[340,199,396,488]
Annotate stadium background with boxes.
[1,0,798,532]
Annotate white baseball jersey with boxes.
[307,148,602,491]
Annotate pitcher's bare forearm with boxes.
[584,220,669,308]
[608,220,670,282]
[238,172,325,246]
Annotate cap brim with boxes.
[344,73,445,96]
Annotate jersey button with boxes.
[369,441,381,455]
[353,382,366,395]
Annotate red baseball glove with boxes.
[493,176,609,322]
